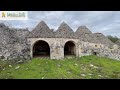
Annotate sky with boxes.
[0,11,120,38]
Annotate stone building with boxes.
[0,21,120,62]
[115,39,120,46]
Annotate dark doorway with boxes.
[64,41,76,56]
[93,52,97,55]
[33,40,50,58]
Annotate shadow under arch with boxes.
[64,40,76,57]
[32,40,50,58]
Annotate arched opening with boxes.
[93,52,97,55]
[91,50,98,56]
[64,41,76,57]
[33,40,50,58]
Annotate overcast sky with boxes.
[0,11,120,38]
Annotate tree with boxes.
[107,35,119,43]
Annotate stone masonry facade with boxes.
[0,21,120,62]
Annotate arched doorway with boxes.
[33,40,50,58]
[64,41,76,57]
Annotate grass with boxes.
[0,55,120,79]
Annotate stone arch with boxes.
[64,40,76,56]
[91,49,98,56]
[32,40,50,58]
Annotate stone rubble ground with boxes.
[15,66,20,69]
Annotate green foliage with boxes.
[107,35,119,43]
[1,55,120,79]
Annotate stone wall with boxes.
[0,23,31,63]
[0,21,120,62]
[28,38,79,59]
[115,39,120,46]
[28,38,120,60]
[79,41,120,60]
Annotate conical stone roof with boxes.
[55,22,76,38]
[75,26,99,43]
[76,26,92,34]
[28,21,54,38]
[94,33,115,48]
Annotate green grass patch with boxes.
[0,55,120,79]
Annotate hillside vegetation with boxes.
[0,55,120,79]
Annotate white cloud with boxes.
[0,11,120,38]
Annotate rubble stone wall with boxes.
[28,38,79,59]
[0,21,120,62]
[0,23,31,63]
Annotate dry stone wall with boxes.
[115,39,120,47]
[0,21,120,61]
[0,23,31,63]
[79,41,120,60]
